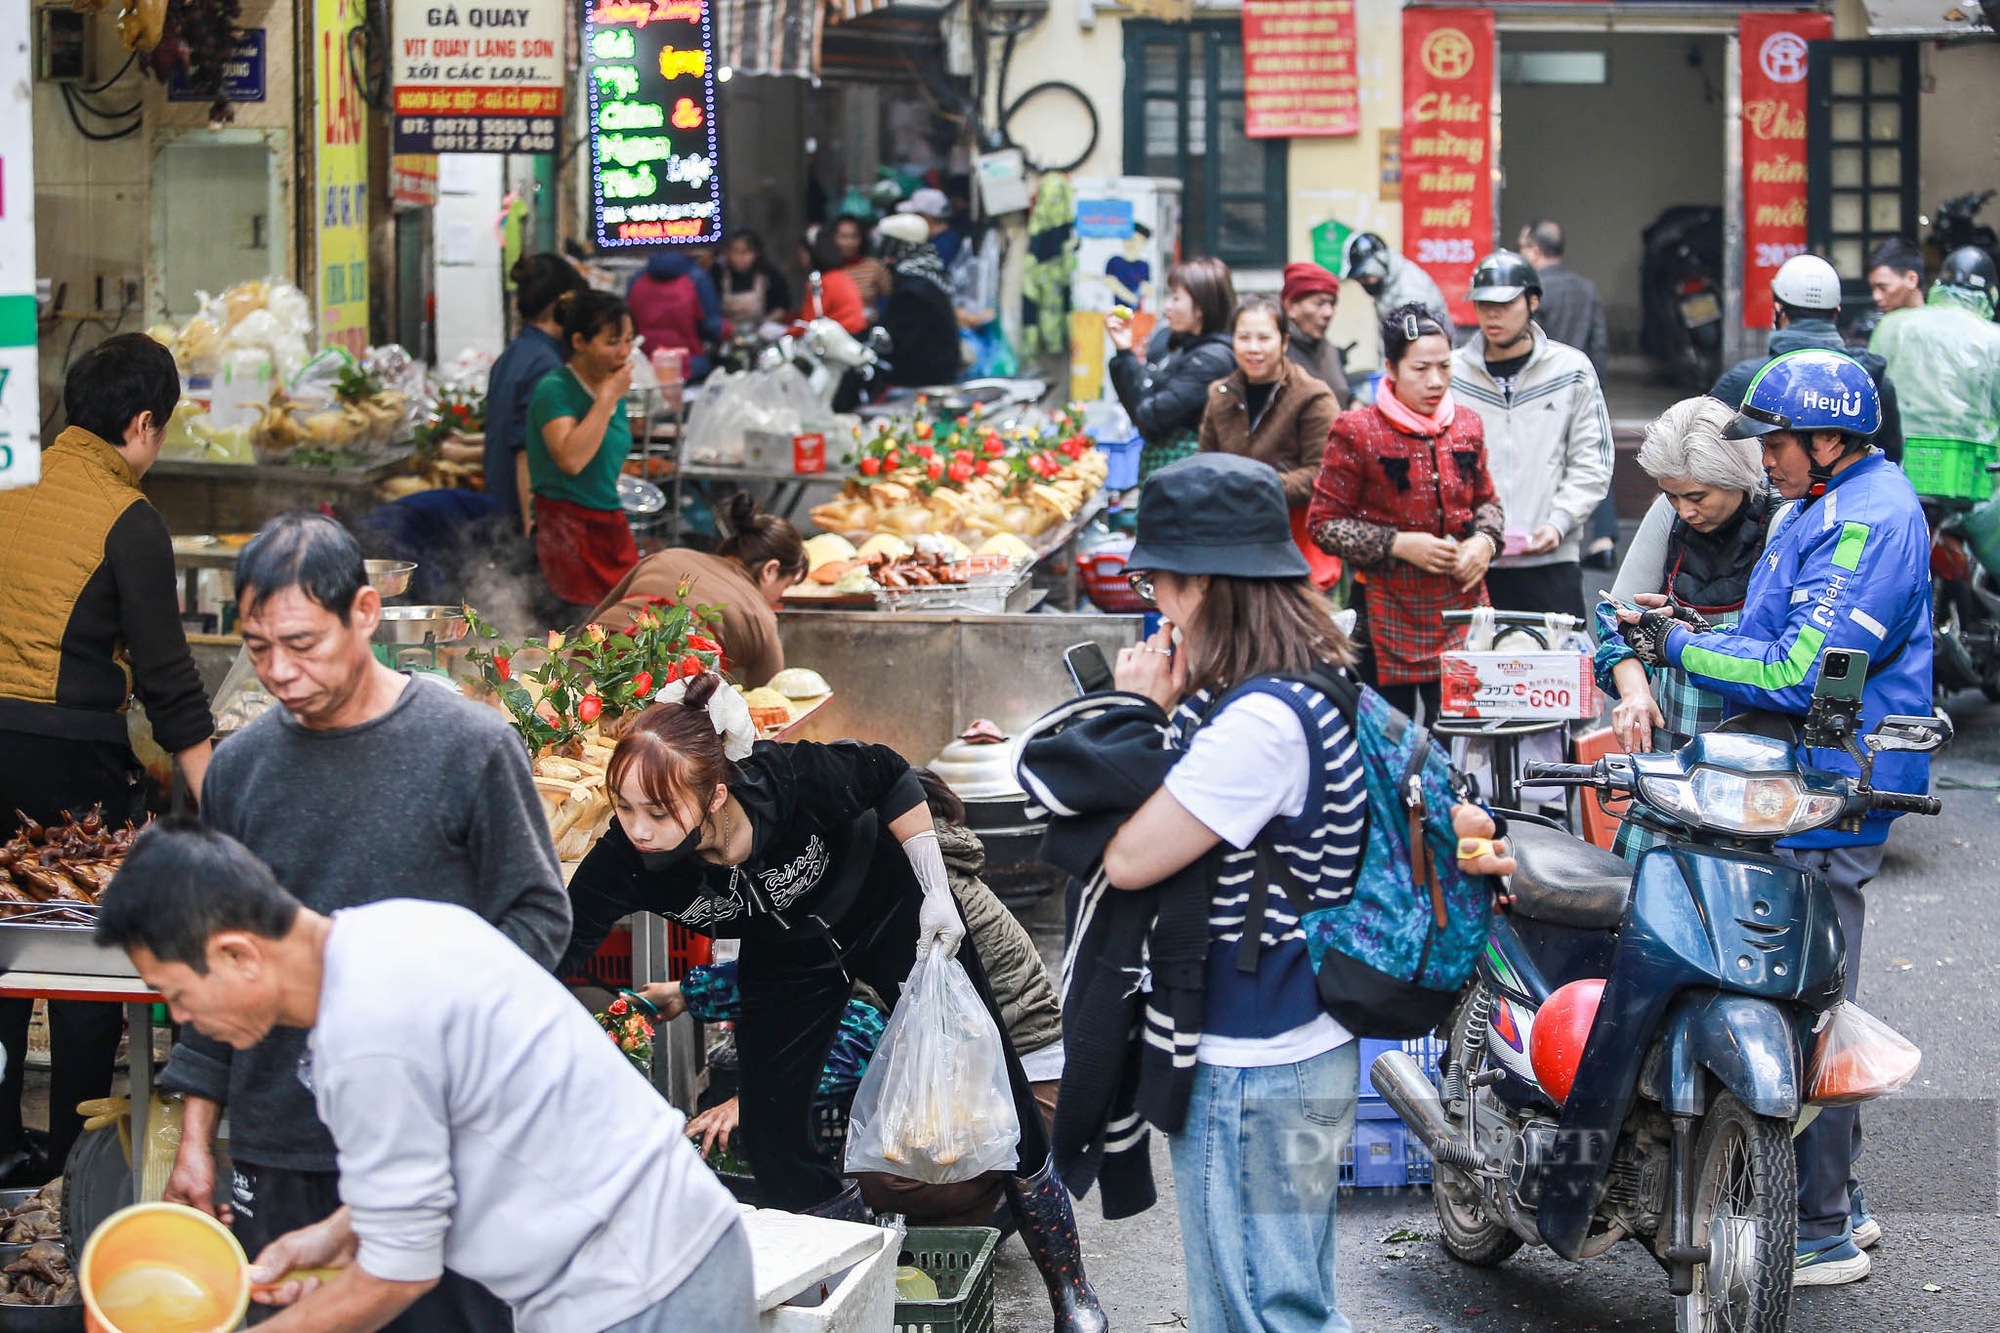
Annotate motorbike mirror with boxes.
[867,327,894,356]
[1865,712,1954,754]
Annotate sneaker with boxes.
[1850,1187,1881,1250]
[1794,1235,1871,1286]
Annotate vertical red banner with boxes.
[1740,12,1830,328]
[1400,8,1493,323]
[1242,0,1359,139]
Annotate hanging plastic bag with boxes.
[843,945,1021,1184]
[1807,1001,1921,1106]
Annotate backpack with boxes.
[1219,663,1497,1040]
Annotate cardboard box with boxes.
[1439,651,1602,720]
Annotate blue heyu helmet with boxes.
[1725,348,1881,441]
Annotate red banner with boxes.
[1740,12,1830,328]
[1242,0,1359,138]
[1400,9,1492,323]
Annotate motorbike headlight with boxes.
[1639,770,1845,835]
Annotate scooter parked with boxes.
[1371,648,1948,1333]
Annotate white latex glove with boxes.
[903,829,965,957]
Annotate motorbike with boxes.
[1928,189,1999,277]
[1640,206,1726,391]
[1927,479,2000,702]
[1370,648,1949,1333]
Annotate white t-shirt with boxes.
[1163,693,1353,1067]
[311,901,739,1333]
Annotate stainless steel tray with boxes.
[0,911,138,981]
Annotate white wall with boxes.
[432,155,508,362]
[1917,43,2000,222]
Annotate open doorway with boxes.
[1498,31,1728,422]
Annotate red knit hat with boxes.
[1281,261,1340,306]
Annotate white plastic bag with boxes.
[1808,1001,1921,1106]
[843,946,1021,1184]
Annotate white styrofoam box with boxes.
[1440,651,1603,720]
[763,1226,899,1333]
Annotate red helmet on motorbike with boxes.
[1530,978,1606,1106]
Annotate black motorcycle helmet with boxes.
[1344,233,1392,295]
[1939,245,1998,301]
[1468,249,1542,304]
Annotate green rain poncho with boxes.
[1869,283,2000,448]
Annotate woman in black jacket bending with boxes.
[562,675,1105,1333]
[1105,256,1239,479]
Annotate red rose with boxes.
[884,450,902,470]
[926,461,944,481]
[983,435,1005,457]
[948,461,973,484]
[914,444,936,461]
[680,654,703,678]
[859,456,881,476]
[630,671,654,696]
[914,422,934,440]
[688,634,722,653]
[972,459,991,476]
[493,655,511,682]
[578,694,603,724]
[608,998,629,1016]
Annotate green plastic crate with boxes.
[893,1226,999,1333]
[1904,436,2000,502]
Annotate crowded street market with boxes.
[1,0,1998,1329]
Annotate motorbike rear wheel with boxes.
[1434,989,1525,1268]
[1676,1092,1796,1333]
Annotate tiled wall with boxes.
[32,0,297,422]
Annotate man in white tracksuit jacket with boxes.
[1451,250,1613,621]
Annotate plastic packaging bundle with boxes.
[1808,1001,1922,1106]
[843,946,1022,1184]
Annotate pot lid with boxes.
[927,720,1025,800]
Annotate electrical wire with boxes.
[67,85,143,119]
[41,287,137,435]
[80,51,140,95]
[60,84,142,140]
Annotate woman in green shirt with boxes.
[527,289,639,611]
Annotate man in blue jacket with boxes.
[1616,349,1932,1287]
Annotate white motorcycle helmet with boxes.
[1770,253,1843,313]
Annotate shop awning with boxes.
[1861,0,1993,35]
[714,0,901,78]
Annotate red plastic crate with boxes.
[569,921,712,989]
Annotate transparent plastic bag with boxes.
[843,946,1021,1184]
[1808,1001,1921,1106]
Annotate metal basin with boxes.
[373,606,469,646]
[364,559,417,597]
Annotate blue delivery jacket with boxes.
[1664,450,1933,847]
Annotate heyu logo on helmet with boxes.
[1798,388,1868,418]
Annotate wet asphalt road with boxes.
[996,689,2000,1333]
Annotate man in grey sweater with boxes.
[158,513,570,1332]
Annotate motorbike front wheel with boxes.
[1676,1091,1797,1333]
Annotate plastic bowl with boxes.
[79,1203,249,1333]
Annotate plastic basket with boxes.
[894,1227,999,1333]
[1342,1035,1443,1190]
[567,921,713,990]
[1095,436,1144,492]
[1903,436,2000,502]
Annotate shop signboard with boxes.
[1241,0,1359,138]
[167,29,266,102]
[0,16,39,488]
[316,0,369,355]
[392,0,562,154]
[1400,7,1493,322]
[584,0,723,247]
[1739,12,1830,329]
[392,154,441,207]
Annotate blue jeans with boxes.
[1168,1042,1359,1333]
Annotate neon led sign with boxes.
[585,0,722,246]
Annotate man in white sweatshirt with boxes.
[1451,249,1613,620]
[97,822,751,1333]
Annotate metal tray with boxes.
[0,911,138,981]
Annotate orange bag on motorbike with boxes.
[1807,1001,1921,1106]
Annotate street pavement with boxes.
[998,688,2000,1332]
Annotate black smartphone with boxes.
[1063,641,1115,696]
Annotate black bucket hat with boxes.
[1126,454,1312,580]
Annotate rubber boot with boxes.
[1005,1156,1107,1333]
[800,1180,869,1223]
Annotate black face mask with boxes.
[638,820,705,873]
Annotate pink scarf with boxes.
[1375,387,1456,436]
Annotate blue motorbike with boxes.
[1372,649,1949,1332]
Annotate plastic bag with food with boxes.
[843,945,1021,1184]
[1807,1001,1921,1106]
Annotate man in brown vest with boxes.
[0,332,213,1180]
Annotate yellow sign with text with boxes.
[316,0,369,354]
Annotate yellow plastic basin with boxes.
[80,1202,251,1333]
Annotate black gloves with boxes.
[1621,603,1712,667]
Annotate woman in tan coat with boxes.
[1198,294,1341,584]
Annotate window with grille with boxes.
[1123,21,1288,269]
[1806,41,1919,312]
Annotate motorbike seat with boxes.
[1506,821,1634,931]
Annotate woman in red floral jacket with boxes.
[1308,304,1505,719]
